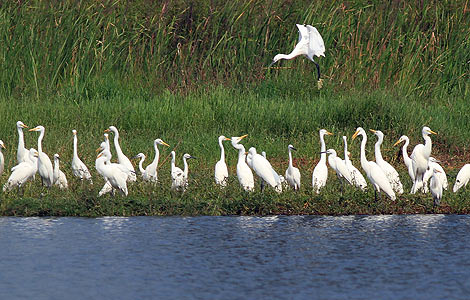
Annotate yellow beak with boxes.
[161,141,170,147]
[369,129,377,133]
[393,139,402,147]
[326,131,333,136]
[352,130,360,140]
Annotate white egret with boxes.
[53,154,68,190]
[95,146,129,196]
[0,140,5,177]
[352,127,396,201]
[135,139,170,182]
[246,147,282,193]
[430,168,443,207]
[230,135,254,192]
[16,121,30,164]
[3,148,38,192]
[105,126,137,182]
[325,149,353,186]
[215,135,231,187]
[285,144,301,190]
[312,129,333,193]
[29,126,54,187]
[342,136,367,190]
[71,129,93,184]
[393,135,415,183]
[453,164,470,193]
[260,151,267,192]
[410,126,437,193]
[171,151,196,191]
[270,24,325,88]
[370,129,404,194]
[422,157,448,192]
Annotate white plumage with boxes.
[71,129,93,184]
[393,135,415,183]
[95,145,129,196]
[29,126,54,187]
[342,136,367,190]
[352,127,396,201]
[410,126,437,193]
[326,149,353,185]
[285,144,301,190]
[53,154,68,190]
[3,148,38,192]
[231,135,254,192]
[105,126,137,182]
[312,129,333,193]
[454,164,470,193]
[16,121,30,164]
[246,147,282,193]
[370,130,403,194]
[214,135,230,187]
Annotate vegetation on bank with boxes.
[0,1,469,216]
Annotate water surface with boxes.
[1,215,470,299]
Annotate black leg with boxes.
[313,60,321,81]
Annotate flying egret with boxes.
[247,147,282,193]
[105,126,137,182]
[422,157,448,192]
[16,121,30,164]
[393,135,415,183]
[71,129,93,184]
[352,127,396,201]
[312,129,333,193]
[171,151,196,191]
[95,146,129,196]
[285,144,301,190]
[215,135,231,187]
[230,135,254,192]
[134,139,169,182]
[325,149,353,187]
[29,126,54,187]
[370,129,404,194]
[410,126,437,194]
[430,168,443,207]
[270,24,326,88]
[3,148,38,192]
[53,154,68,189]
[342,136,367,190]
[0,140,5,177]
[453,164,470,193]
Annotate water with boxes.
[1,215,470,299]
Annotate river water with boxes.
[1,215,469,299]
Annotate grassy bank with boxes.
[0,85,469,216]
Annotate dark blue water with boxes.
[1,215,470,299]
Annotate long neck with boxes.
[37,130,44,153]
[151,143,160,167]
[219,139,225,162]
[288,148,293,168]
[374,137,384,161]
[235,144,246,163]
[360,134,368,171]
[402,139,411,163]
[54,159,59,175]
[138,156,145,173]
[171,153,176,170]
[343,139,350,164]
[183,157,189,176]
[423,134,432,158]
[278,53,298,60]
[73,135,78,158]
[113,132,124,156]
[319,133,326,163]
[18,127,25,152]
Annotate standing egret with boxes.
[422,157,448,192]
[246,147,282,193]
[342,136,367,190]
[3,148,38,192]
[430,168,443,207]
[410,126,437,194]
[95,146,129,196]
[370,129,403,194]
[29,126,54,187]
[16,121,30,164]
[270,24,325,88]
[215,135,231,187]
[453,164,470,193]
[71,129,93,184]
[230,135,254,192]
[105,126,137,182]
[312,129,333,193]
[135,139,169,182]
[53,154,68,190]
[285,144,301,190]
[325,149,353,186]
[393,135,415,183]
[352,127,396,201]
[0,140,5,177]
[171,151,196,191]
